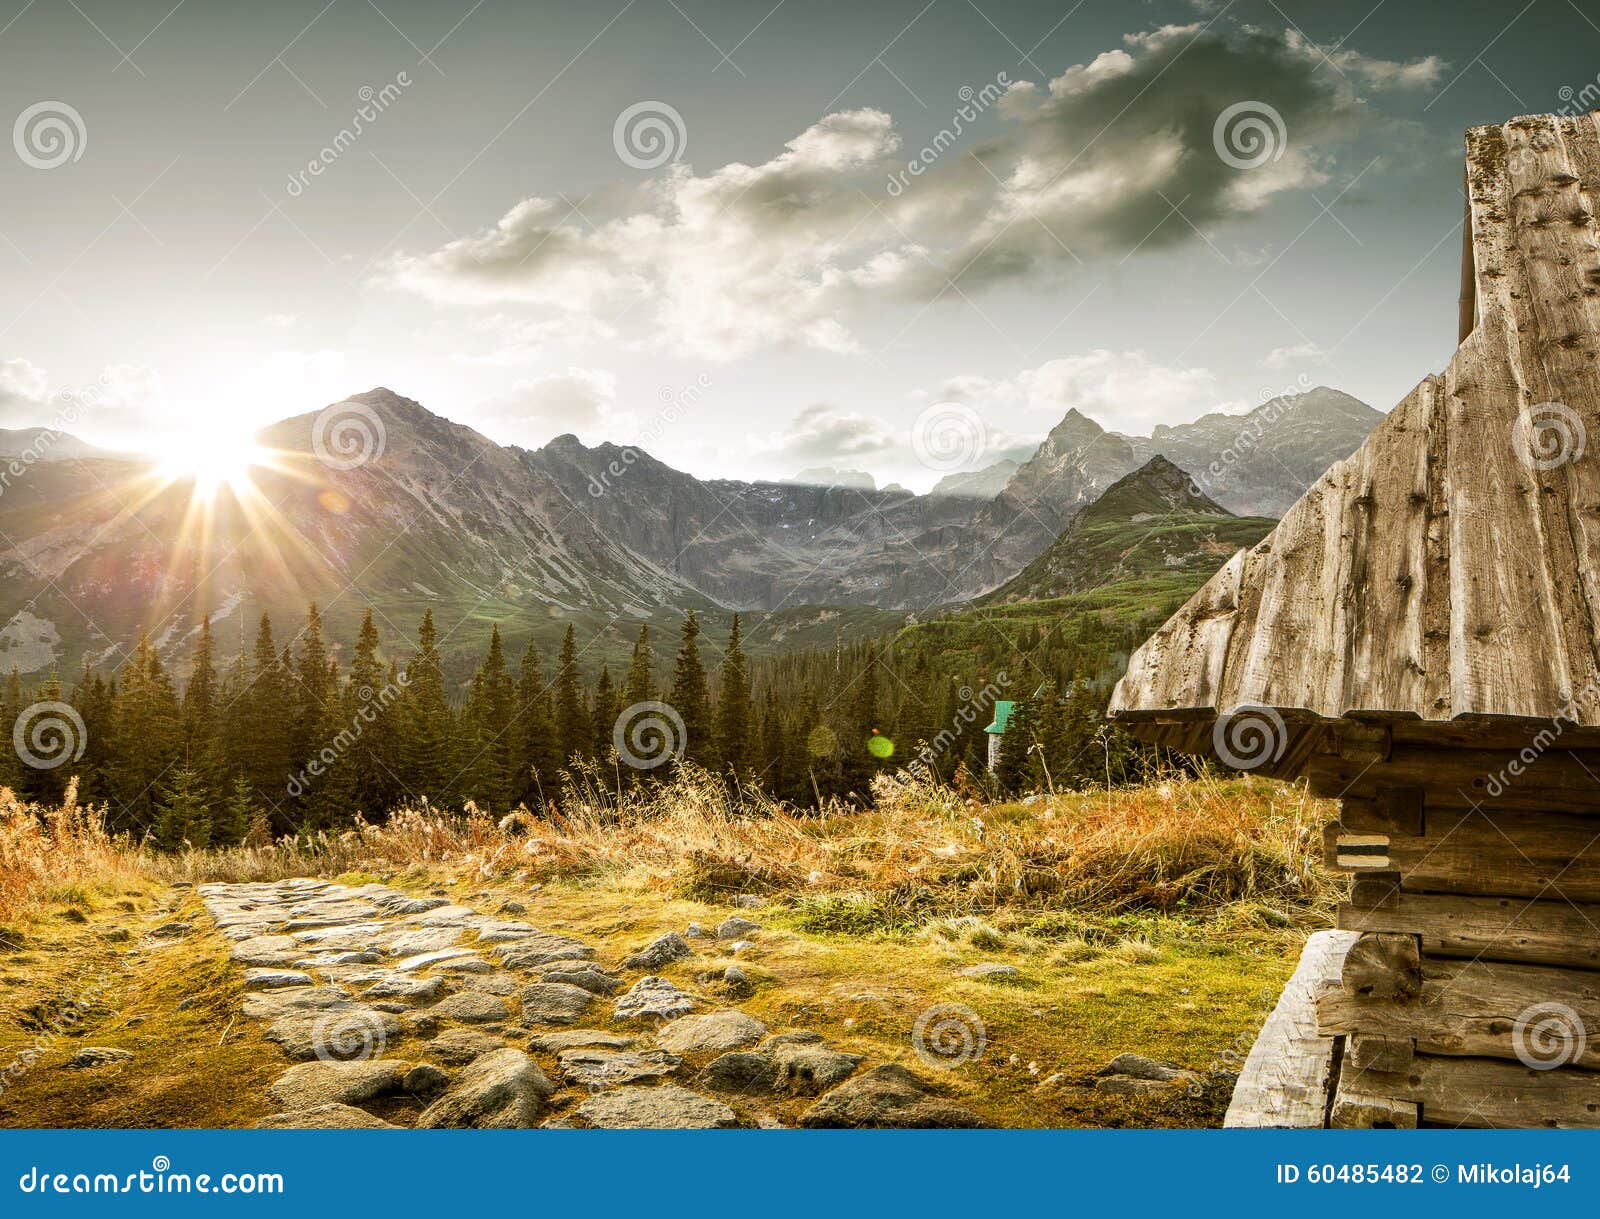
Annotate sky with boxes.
[1,0,1597,491]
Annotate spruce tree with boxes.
[512,637,557,810]
[623,624,654,706]
[401,609,456,807]
[152,765,211,850]
[554,625,588,769]
[669,611,712,766]
[462,626,514,811]
[715,614,753,781]
[591,664,617,763]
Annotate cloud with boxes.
[1262,340,1329,368]
[0,358,50,424]
[766,402,897,465]
[476,367,618,444]
[389,24,1436,360]
[936,350,1218,434]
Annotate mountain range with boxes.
[0,385,1380,681]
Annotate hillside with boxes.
[981,457,1277,605]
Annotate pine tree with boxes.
[591,664,617,764]
[235,613,293,828]
[554,625,588,769]
[994,699,1034,796]
[669,610,712,766]
[511,637,556,810]
[462,625,514,811]
[340,611,399,819]
[400,609,456,807]
[113,637,183,833]
[211,773,256,846]
[623,624,655,707]
[151,765,211,850]
[290,604,337,823]
[716,614,752,780]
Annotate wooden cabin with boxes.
[1108,111,1600,1129]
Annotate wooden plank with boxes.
[1347,1032,1415,1075]
[1224,930,1358,1128]
[1328,1085,1419,1129]
[1339,892,1600,969]
[1370,805,1600,901]
[1308,747,1600,813]
[1319,955,1600,1070]
[1346,1053,1600,1128]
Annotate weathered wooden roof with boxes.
[1110,113,1600,769]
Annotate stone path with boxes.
[199,878,981,1128]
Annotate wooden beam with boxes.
[1340,891,1600,969]
[1319,955,1600,1070]
[1347,1032,1415,1075]
[1344,1053,1600,1128]
[1309,749,1600,814]
[1339,933,1422,999]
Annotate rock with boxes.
[497,934,596,969]
[957,963,1020,979]
[434,956,494,974]
[404,1063,450,1096]
[498,901,526,915]
[430,991,511,1024]
[65,1047,133,1069]
[473,921,540,945]
[573,1084,740,1129]
[385,929,463,957]
[364,974,447,1002]
[243,968,313,991]
[526,1030,634,1053]
[1096,1053,1195,1082]
[176,996,199,1012]
[264,1008,401,1062]
[455,973,518,996]
[613,976,695,1022]
[426,1029,506,1066]
[717,916,761,939]
[98,928,130,943]
[619,932,693,971]
[729,940,756,953]
[394,947,477,972]
[518,982,595,1026]
[656,1010,768,1054]
[241,985,352,1021]
[370,894,450,916]
[151,921,192,937]
[371,1002,409,1015]
[800,1064,983,1129]
[697,1051,779,1095]
[537,966,620,996]
[231,935,301,967]
[760,1031,823,1049]
[416,1048,553,1129]
[295,950,381,966]
[406,904,481,926]
[684,922,712,939]
[558,1048,683,1088]
[267,1059,408,1110]
[257,1103,399,1130]
[723,965,749,987]
[776,1047,862,1095]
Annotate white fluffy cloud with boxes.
[389,25,1443,361]
[766,402,897,465]
[936,350,1219,434]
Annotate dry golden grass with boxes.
[3,763,1338,944]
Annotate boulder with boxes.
[496,933,596,969]
[403,1063,450,1096]
[257,1103,399,1129]
[697,1052,779,1095]
[573,1084,740,1129]
[64,1047,133,1069]
[264,1008,400,1062]
[800,1064,983,1128]
[426,1028,506,1066]
[416,1048,553,1129]
[613,976,695,1022]
[364,974,447,1002]
[518,982,595,1026]
[716,916,761,940]
[267,1059,408,1110]
[243,968,313,990]
[656,1010,767,1054]
[430,991,511,1024]
[537,966,620,996]
[619,932,693,971]
[558,1048,683,1088]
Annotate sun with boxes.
[155,427,266,496]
